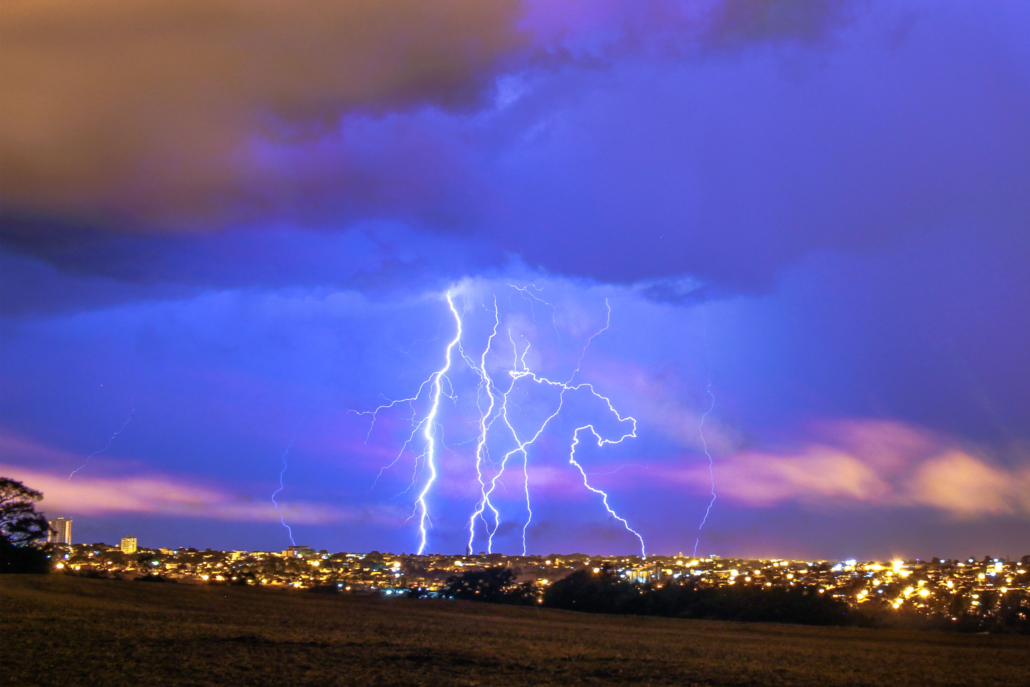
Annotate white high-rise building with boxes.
[48,518,72,545]
[120,536,137,554]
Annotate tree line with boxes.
[440,565,1030,633]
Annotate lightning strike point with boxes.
[271,439,296,546]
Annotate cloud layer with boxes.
[1,0,526,227]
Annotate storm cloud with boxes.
[2,1,1028,557]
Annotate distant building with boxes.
[121,537,137,554]
[282,545,313,558]
[48,518,72,545]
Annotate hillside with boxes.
[2,575,1028,686]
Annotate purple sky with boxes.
[2,0,1028,559]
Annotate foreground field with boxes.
[2,576,1028,687]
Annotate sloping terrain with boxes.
[2,575,1027,687]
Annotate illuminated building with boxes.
[48,518,72,545]
[120,537,137,554]
[282,545,314,558]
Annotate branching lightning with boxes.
[410,293,463,554]
[356,288,645,557]
[568,424,645,557]
[69,403,135,479]
[508,283,560,341]
[465,297,500,555]
[355,292,463,555]
[271,439,296,546]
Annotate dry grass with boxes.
[2,575,1028,687]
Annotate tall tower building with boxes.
[48,518,72,545]
[120,536,137,554]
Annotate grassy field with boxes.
[2,575,1028,687]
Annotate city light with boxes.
[46,541,1028,629]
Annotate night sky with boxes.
[2,0,1028,560]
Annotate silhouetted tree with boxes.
[363,551,385,571]
[443,567,535,605]
[231,571,258,586]
[0,478,52,574]
[542,566,635,614]
[543,568,851,626]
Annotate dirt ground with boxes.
[2,575,1027,687]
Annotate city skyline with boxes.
[46,538,1030,631]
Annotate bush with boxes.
[0,535,51,574]
[443,567,536,605]
[544,567,852,626]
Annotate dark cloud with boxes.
[524,0,855,62]
[1,1,1027,309]
[706,0,854,48]
[0,0,527,229]
[0,221,506,316]
[1,0,864,282]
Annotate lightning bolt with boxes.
[69,403,135,479]
[360,289,644,557]
[568,424,645,558]
[271,439,296,546]
[472,300,645,557]
[411,292,463,554]
[508,283,560,342]
[693,311,717,558]
[473,332,560,555]
[355,291,462,554]
[465,297,500,555]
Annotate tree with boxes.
[542,566,635,613]
[443,567,536,605]
[1,478,51,546]
[0,478,52,574]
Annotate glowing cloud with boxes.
[666,420,1030,519]
[2,462,359,525]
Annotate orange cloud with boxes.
[707,447,892,506]
[666,419,1030,519]
[0,0,525,227]
[908,451,1030,517]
